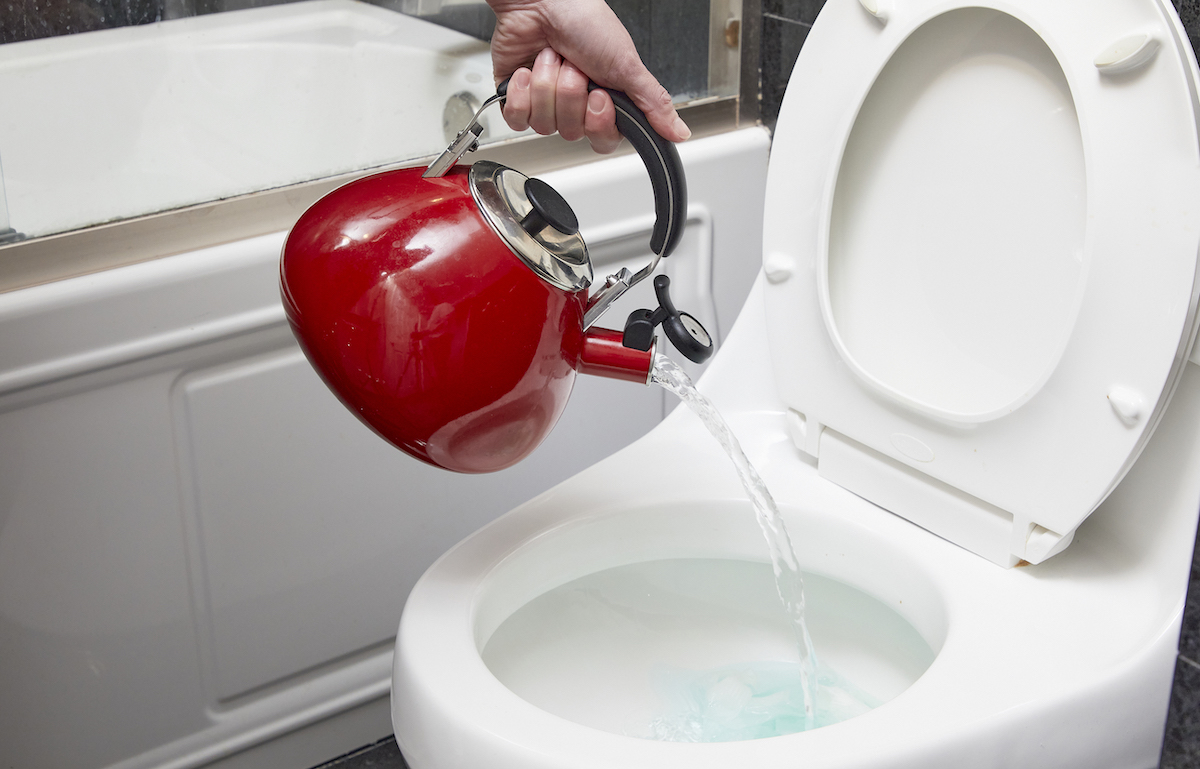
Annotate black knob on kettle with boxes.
[622,275,714,363]
[520,178,579,236]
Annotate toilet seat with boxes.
[763,0,1200,566]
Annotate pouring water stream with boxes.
[650,355,820,726]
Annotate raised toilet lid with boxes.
[763,0,1200,566]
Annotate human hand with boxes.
[486,0,691,153]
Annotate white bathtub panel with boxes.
[0,372,207,768]
[178,345,668,702]
[0,231,287,398]
[0,127,771,769]
[678,132,772,342]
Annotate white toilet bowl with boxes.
[393,0,1200,767]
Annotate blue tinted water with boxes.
[646,660,880,742]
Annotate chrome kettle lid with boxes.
[469,160,593,293]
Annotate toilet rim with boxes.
[465,498,951,654]
[761,0,1200,560]
[392,444,1177,766]
[394,494,958,763]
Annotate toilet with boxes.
[392,0,1200,766]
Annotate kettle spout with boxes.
[578,327,654,385]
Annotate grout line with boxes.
[762,12,814,27]
[1181,654,1200,671]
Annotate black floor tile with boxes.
[1163,656,1200,769]
[311,737,407,769]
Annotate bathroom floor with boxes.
[314,522,1200,769]
[1162,519,1200,769]
[311,737,407,769]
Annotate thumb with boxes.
[619,69,691,143]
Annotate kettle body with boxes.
[280,84,705,473]
[281,165,599,473]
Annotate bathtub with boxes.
[0,0,519,239]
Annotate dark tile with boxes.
[1166,504,1200,767]
[0,0,156,43]
[648,0,709,98]
[1162,657,1200,769]
[1179,524,1200,663]
[193,0,289,14]
[760,14,810,128]
[1176,0,1200,35]
[373,1,496,41]
[311,736,407,769]
[607,0,652,66]
[605,0,704,99]
[1175,0,1200,70]
[765,0,826,25]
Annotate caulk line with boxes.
[763,12,813,26]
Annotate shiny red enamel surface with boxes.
[579,327,654,384]
[280,166,586,473]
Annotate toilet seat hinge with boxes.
[1012,516,1076,565]
[786,409,823,458]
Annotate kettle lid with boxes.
[471,160,592,292]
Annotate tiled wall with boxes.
[608,0,711,99]
[756,2,1200,766]
[760,0,824,126]
[0,0,712,99]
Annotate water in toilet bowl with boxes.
[481,357,933,742]
[481,559,929,742]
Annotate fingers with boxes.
[500,67,532,132]
[489,0,690,148]
[554,60,589,142]
[584,89,622,154]
[501,48,596,145]
[499,44,687,153]
[500,48,564,136]
[527,47,560,135]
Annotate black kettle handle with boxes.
[497,78,687,258]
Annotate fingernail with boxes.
[536,47,558,66]
[513,68,531,89]
[588,90,606,114]
[673,115,692,141]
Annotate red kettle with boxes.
[280,84,712,473]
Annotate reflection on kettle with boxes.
[279,84,712,472]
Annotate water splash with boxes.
[650,355,820,726]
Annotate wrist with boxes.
[485,0,543,13]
